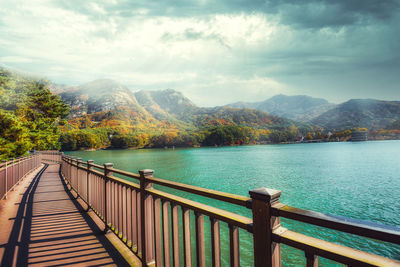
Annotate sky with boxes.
[0,0,399,106]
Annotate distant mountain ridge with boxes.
[227,94,336,122]
[53,79,400,131]
[58,79,148,118]
[312,99,400,130]
[54,79,294,131]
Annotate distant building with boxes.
[351,131,368,141]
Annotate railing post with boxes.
[2,160,7,199]
[86,160,94,211]
[104,163,113,232]
[249,188,282,267]
[139,169,155,266]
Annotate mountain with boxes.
[55,80,400,133]
[58,79,150,119]
[134,89,199,121]
[54,79,296,132]
[228,94,335,122]
[311,99,400,130]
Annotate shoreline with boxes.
[63,138,400,153]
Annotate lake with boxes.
[65,140,400,266]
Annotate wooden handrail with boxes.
[273,227,400,266]
[60,155,400,267]
[147,176,251,207]
[63,157,251,207]
[272,203,400,245]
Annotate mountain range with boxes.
[54,79,293,132]
[227,94,336,122]
[52,79,400,131]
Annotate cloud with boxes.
[0,0,399,106]
[261,0,400,28]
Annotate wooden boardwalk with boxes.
[0,164,139,266]
[2,154,400,266]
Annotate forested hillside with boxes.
[228,94,336,121]
[55,79,310,150]
[312,99,400,130]
[53,79,400,149]
[0,68,69,160]
[2,67,399,155]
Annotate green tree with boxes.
[0,68,69,159]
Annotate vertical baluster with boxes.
[171,203,180,267]
[96,176,101,216]
[116,182,120,234]
[139,169,155,265]
[210,218,221,267]
[154,197,162,266]
[110,180,113,226]
[118,183,122,238]
[68,157,71,183]
[123,185,127,241]
[14,158,18,185]
[76,158,82,194]
[20,158,23,181]
[71,158,74,188]
[162,200,171,267]
[93,173,96,212]
[131,189,138,251]
[98,175,101,216]
[110,181,114,228]
[137,190,142,255]
[74,158,77,189]
[87,160,94,210]
[195,212,205,267]
[104,163,113,231]
[22,158,25,179]
[12,159,15,189]
[249,188,282,267]
[127,187,132,245]
[305,253,318,267]
[92,173,95,211]
[113,182,117,232]
[182,207,192,267]
[229,225,240,267]
[112,181,115,227]
[113,182,117,231]
[98,174,101,215]
[11,159,15,191]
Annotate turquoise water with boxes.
[65,141,400,266]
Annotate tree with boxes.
[0,68,69,159]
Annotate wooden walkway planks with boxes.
[0,164,137,266]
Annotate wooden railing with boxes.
[39,150,62,163]
[60,155,400,267]
[0,153,41,199]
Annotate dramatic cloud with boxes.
[0,0,399,106]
